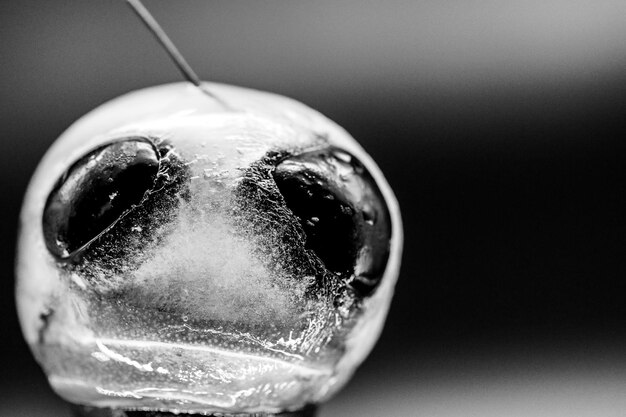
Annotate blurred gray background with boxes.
[2,0,626,415]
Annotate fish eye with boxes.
[42,138,160,260]
[273,147,392,296]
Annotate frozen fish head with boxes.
[16,82,403,414]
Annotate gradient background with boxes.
[2,1,626,415]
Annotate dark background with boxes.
[2,1,626,415]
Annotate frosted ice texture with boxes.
[16,83,403,414]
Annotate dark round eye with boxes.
[43,138,160,260]
[273,147,391,296]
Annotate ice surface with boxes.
[16,83,402,414]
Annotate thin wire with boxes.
[125,0,227,106]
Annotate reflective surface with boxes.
[16,83,402,414]
[72,404,317,417]
[43,139,161,260]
